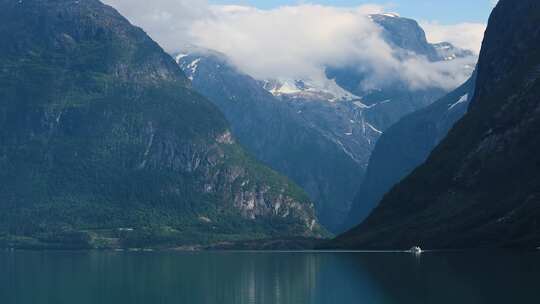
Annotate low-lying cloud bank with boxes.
[104,0,484,91]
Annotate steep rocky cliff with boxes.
[332,0,540,249]
[0,0,325,249]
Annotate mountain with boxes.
[326,13,476,131]
[371,14,473,61]
[176,50,371,232]
[342,75,476,230]
[433,42,475,62]
[176,14,475,233]
[331,0,540,249]
[371,13,440,60]
[0,0,326,249]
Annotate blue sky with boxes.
[210,0,495,24]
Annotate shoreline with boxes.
[3,246,539,253]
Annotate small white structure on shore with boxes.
[409,246,423,254]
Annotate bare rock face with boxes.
[0,0,325,248]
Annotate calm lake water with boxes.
[1,250,539,304]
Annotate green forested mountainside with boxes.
[0,0,325,249]
[332,0,540,249]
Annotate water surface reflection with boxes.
[1,250,538,304]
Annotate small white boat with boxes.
[409,246,423,254]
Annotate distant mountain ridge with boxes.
[370,14,474,62]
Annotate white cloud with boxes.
[103,0,211,51]
[191,5,387,81]
[421,21,486,54]
[103,1,480,91]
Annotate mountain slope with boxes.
[0,0,325,249]
[177,50,367,232]
[332,0,540,249]
[342,75,476,230]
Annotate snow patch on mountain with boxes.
[177,56,202,81]
[448,93,469,110]
[366,122,383,134]
[353,101,371,109]
[175,53,189,63]
[262,78,362,102]
[381,13,400,18]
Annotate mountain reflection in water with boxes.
[1,250,539,304]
